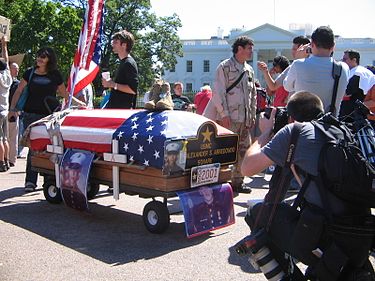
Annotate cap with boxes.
[69,152,86,169]
[166,142,181,154]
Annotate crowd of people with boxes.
[1,23,375,280]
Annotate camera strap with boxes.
[255,123,303,230]
[226,71,246,93]
[329,60,342,114]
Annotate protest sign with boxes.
[0,15,11,41]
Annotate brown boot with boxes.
[155,92,174,110]
[144,100,156,110]
[231,180,252,194]
[144,81,162,110]
[155,82,174,110]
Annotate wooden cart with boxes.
[31,152,232,234]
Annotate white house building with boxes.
[163,23,375,92]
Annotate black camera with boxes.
[354,100,371,118]
[264,107,289,133]
[235,229,286,280]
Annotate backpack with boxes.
[310,113,375,207]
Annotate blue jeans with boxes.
[23,112,46,186]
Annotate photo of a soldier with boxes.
[60,150,93,211]
[179,183,234,237]
[162,141,184,176]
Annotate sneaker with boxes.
[9,162,15,167]
[24,182,36,192]
[0,163,7,172]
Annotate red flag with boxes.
[66,0,105,106]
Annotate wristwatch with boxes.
[114,83,118,90]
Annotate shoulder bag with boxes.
[15,67,35,111]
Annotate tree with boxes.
[55,0,183,94]
[1,0,183,95]
[0,0,82,78]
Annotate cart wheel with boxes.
[87,182,100,200]
[43,182,62,204]
[143,201,170,234]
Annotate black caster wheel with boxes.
[43,181,62,204]
[142,201,170,234]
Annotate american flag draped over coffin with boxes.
[29,109,142,152]
[112,110,233,169]
[29,109,234,169]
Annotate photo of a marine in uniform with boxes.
[60,150,93,211]
[162,141,185,176]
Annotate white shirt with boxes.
[284,55,349,113]
[349,65,375,94]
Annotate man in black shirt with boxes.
[172,82,194,111]
[102,30,139,109]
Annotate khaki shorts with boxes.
[0,115,8,141]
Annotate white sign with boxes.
[0,15,11,41]
[191,163,220,188]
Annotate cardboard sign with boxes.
[0,15,11,41]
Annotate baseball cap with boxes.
[166,142,181,154]
[69,152,86,169]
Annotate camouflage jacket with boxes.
[211,56,257,126]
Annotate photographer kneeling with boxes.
[240,91,374,281]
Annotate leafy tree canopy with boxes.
[1,0,183,94]
[0,0,82,77]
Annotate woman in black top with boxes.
[9,47,85,192]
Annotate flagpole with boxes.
[67,67,79,108]
[66,0,105,109]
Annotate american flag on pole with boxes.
[66,0,105,107]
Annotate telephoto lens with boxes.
[234,229,285,281]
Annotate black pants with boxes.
[246,202,306,280]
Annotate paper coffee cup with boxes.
[101,71,110,81]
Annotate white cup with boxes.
[101,71,110,81]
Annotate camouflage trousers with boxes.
[229,122,251,188]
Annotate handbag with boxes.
[15,67,35,111]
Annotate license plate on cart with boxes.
[191,163,220,188]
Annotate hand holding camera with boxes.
[264,107,289,134]
[295,43,311,59]
[260,107,276,134]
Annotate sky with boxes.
[150,0,375,39]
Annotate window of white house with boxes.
[186,83,193,92]
[186,60,192,72]
[203,60,210,72]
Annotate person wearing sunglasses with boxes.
[9,46,85,192]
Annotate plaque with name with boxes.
[185,121,238,169]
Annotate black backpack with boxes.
[310,113,375,207]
